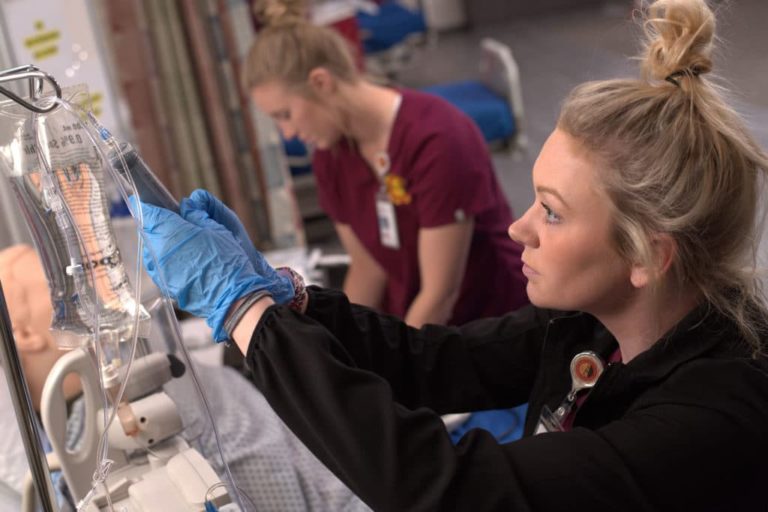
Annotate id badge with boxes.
[376,190,400,249]
[533,351,606,435]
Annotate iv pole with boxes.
[0,64,64,512]
[0,281,58,512]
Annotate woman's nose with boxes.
[507,221,522,244]
[278,122,297,140]
[508,206,538,248]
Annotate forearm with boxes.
[342,263,385,309]
[234,286,541,410]
[410,220,474,327]
[233,289,478,411]
[404,288,460,328]
[303,287,539,411]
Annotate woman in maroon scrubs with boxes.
[247,3,528,329]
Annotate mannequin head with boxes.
[0,245,80,410]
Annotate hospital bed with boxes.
[423,38,527,156]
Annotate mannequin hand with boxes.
[132,197,272,342]
[181,189,294,304]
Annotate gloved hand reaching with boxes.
[131,196,293,342]
[181,189,295,304]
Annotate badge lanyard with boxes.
[374,94,403,250]
[534,351,606,434]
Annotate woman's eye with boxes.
[275,110,291,121]
[541,202,561,224]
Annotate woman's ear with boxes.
[307,67,336,96]
[629,233,677,289]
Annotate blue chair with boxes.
[356,1,428,77]
[423,38,527,155]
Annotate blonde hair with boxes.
[244,0,359,92]
[558,0,768,353]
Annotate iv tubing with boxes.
[64,100,245,511]
[30,106,116,511]
[44,98,142,512]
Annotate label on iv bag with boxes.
[20,164,148,337]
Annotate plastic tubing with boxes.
[57,99,244,511]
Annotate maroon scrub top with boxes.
[313,89,528,325]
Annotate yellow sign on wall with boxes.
[23,21,61,60]
[2,0,120,134]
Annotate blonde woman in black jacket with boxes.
[136,0,768,509]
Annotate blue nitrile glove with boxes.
[180,189,294,304]
[131,196,266,342]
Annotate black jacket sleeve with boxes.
[298,286,547,412]
[244,287,768,512]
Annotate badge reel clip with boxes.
[535,351,605,434]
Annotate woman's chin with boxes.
[525,285,563,311]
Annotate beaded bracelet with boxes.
[276,267,308,313]
[223,289,272,338]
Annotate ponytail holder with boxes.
[665,67,702,87]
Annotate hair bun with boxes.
[641,0,715,82]
[255,0,307,28]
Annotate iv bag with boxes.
[1,84,246,510]
[0,87,149,349]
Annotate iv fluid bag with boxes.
[0,91,149,349]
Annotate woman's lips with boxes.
[522,263,539,278]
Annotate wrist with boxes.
[231,295,275,354]
[222,289,272,341]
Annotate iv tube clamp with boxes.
[0,65,62,114]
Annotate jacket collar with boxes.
[611,304,739,386]
[552,304,741,386]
